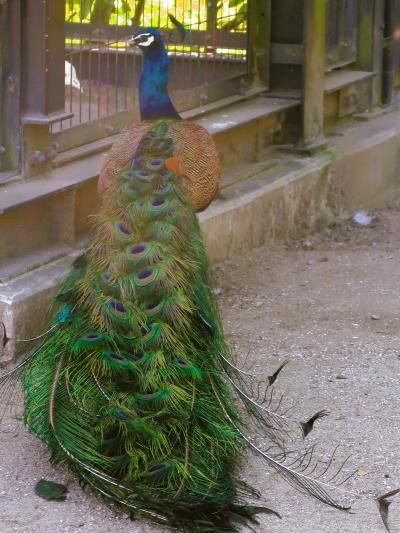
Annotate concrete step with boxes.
[0,94,300,281]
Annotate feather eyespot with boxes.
[72,332,110,352]
[146,158,165,172]
[143,462,175,481]
[99,272,119,296]
[131,169,153,183]
[132,351,145,361]
[120,170,136,180]
[110,299,127,313]
[152,198,165,207]
[146,301,160,310]
[147,197,173,217]
[137,268,153,280]
[117,223,131,236]
[107,352,125,362]
[113,408,132,421]
[107,299,130,321]
[126,242,163,267]
[148,463,168,472]
[114,222,133,244]
[141,324,155,342]
[134,267,159,288]
[130,244,147,255]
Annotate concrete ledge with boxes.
[1,107,400,363]
[0,95,297,281]
[0,252,82,363]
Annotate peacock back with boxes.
[99,120,220,211]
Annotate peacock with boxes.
[0,24,355,532]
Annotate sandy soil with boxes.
[2,208,400,533]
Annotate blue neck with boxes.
[139,43,180,121]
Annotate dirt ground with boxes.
[2,208,400,533]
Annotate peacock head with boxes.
[130,28,164,55]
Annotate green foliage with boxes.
[65,0,247,32]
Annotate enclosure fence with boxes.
[60,0,248,134]
[1,0,400,180]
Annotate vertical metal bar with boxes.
[123,1,128,112]
[115,1,119,113]
[172,0,178,81]
[79,0,83,125]
[68,54,73,126]
[0,0,21,173]
[198,0,201,88]
[104,0,110,118]
[301,0,327,150]
[88,26,92,121]
[97,26,101,120]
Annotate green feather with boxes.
[72,333,111,352]
[101,350,138,372]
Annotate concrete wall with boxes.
[200,109,400,263]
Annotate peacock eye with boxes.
[133,33,155,48]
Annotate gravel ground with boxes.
[2,208,400,533]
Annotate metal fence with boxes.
[57,0,248,137]
[1,0,400,181]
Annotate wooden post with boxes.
[0,0,21,173]
[20,0,70,176]
[247,0,271,87]
[205,0,218,53]
[301,0,327,151]
[381,0,397,105]
[356,0,384,106]
[21,0,66,119]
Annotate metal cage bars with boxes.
[1,0,400,179]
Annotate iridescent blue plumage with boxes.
[132,28,180,121]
